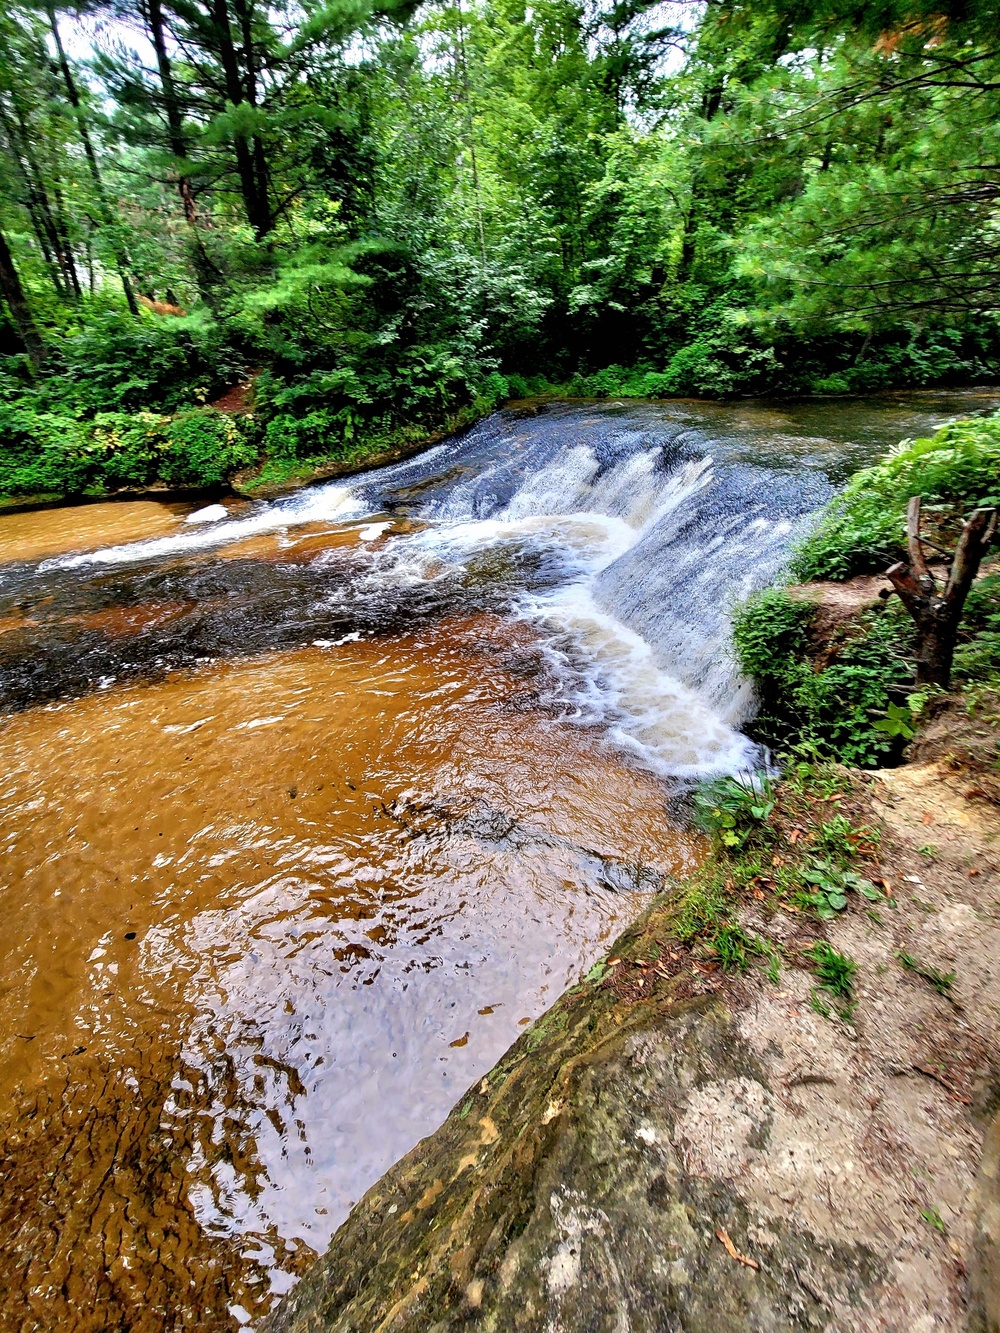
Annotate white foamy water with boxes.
[29,413,829,781]
[381,441,761,777]
[41,484,365,570]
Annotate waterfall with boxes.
[21,403,837,779]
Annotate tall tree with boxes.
[45,1,140,313]
[0,224,46,368]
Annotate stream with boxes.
[1,391,997,1330]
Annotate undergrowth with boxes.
[674,760,881,1001]
[732,589,916,767]
[791,413,1000,582]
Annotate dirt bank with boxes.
[263,756,1000,1332]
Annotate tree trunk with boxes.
[146,0,197,225]
[211,0,270,239]
[0,104,66,297]
[46,3,139,315]
[1,76,82,298]
[886,496,998,689]
[144,0,220,291]
[0,225,46,371]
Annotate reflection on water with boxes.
[0,621,697,1328]
[1,390,998,1329]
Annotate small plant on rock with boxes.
[807,940,858,1020]
[796,857,884,919]
[693,773,775,849]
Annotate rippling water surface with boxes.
[1,391,996,1330]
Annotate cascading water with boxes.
[2,391,996,1330]
[24,404,836,778]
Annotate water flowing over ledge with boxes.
[1,391,996,1328]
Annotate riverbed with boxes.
[1,391,996,1330]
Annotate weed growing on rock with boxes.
[897,951,956,996]
[807,941,857,999]
[920,1206,947,1235]
[807,941,858,1021]
[795,858,884,920]
[671,762,886,1003]
[692,775,775,849]
[711,923,761,972]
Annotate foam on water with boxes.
[378,431,789,778]
[29,410,834,780]
[41,484,365,570]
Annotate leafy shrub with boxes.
[87,411,172,487]
[692,773,775,847]
[162,410,258,485]
[33,311,238,415]
[806,328,986,396]
[0,404,254,495]
[263,407,366,460]
[733,588,916,766]
[0,406,90,496]
[953,570,1000,688]
[793,413,1000,580]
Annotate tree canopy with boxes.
[2,0,1000,495]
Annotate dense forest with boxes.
[1,0,1000,496]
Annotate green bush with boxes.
[262,407,364,460]
[162,410,258,485]
[793,413,1000,581]
[0,406,90,496]
[953,570,1000,688]
[0,404,254,495]
[733,588,916,767]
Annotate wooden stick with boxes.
[944,507,998,605]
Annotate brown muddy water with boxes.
[1,392,997,1330]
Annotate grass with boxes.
[920,1206,947,1234]
[806,940,857,999]
[897,951,956,996]
[662,757,882,1007]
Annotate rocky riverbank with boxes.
[263,742,1000,1332]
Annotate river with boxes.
[0,391,996,1330]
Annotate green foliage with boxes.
[733,589,915,767]
[674,866,730,943]
[692,773,775,848]
[0,406,90,496]
[710,922,760,973]
[806,940,857,1001]
[872,701,917,740]
[0,403,255,495]
[793,414,1000,581]
[815,813,880,863]
[920,1207,947,1235]
[796,857,883,920]
[953,571,1000,689]
[161,411,259,486]
[781,750,853,800]
[897,951,956,996]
